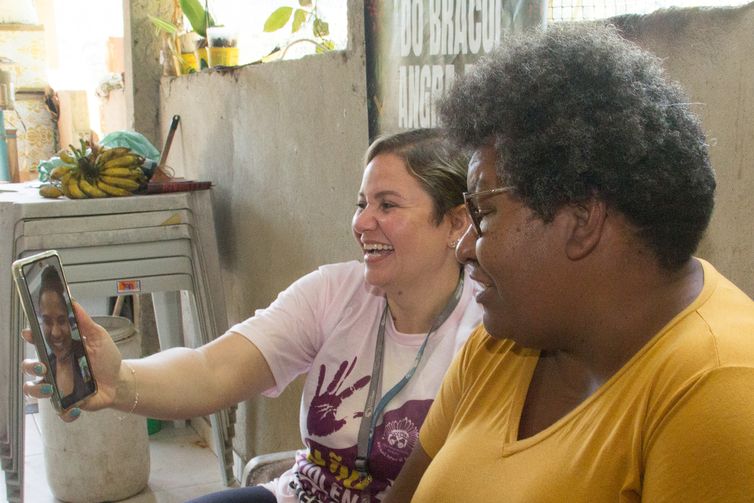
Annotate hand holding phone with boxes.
[13,251,97,412]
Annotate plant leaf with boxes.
[313,18,329,38]
[299,0,313,7]
[179,0,215,37]
[291,9,307,33]
[148,15,179,34]
[316,39,335,53]
[264,6,293,32]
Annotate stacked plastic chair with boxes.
[0,185,235,501]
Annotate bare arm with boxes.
[116,331,275,419]
[23,302,275,421]
[384,441,433,503]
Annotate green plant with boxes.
[148,0,218,74]
[180,0,215,38]
[148,14,183,75]
[148,0,216,40]
[263,0,335,55]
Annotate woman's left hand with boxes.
[21,302,125,420]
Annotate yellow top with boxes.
[417,259,754,502]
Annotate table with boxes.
[0,183,235,501]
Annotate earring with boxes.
[448,239,459,249]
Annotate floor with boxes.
[2,404,227,502]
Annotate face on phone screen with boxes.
[23,256,95,409]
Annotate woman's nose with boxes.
[352,207,377,233]
[455,224,477,264]
[53,321,67,336]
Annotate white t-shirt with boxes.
[230,261,482,502]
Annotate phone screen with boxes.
[17,253,96,410]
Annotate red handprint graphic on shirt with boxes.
[307,357,371,437]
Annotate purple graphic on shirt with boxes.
[371,403,429,476]
[298,399,433,503]
[308,357,372,436]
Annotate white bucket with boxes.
[39,316,150,502]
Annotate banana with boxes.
[58,150,76,164]
[100,175,140,191]
[79,177,108,198]
[99,166,138,177]
[66,174,87,199]
[95,147,131,167]
[60,173,73,198]
[50,165,75,180]
[39,184,63,199]
[103,154,144,169]
[97,179,132,197]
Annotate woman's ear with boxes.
[564,198,607,260]
[447,203,470,243]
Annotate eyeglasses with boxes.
[463,187,515,236]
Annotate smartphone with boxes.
[12,250,97,412]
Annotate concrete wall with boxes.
[155,0,754,466]
[158,1,369,462]
[124,0,168,147]
[613,2,754,297]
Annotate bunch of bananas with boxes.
[39,139,147,199]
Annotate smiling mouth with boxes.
[363,243,394,255]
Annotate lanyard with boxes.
[354,270,465,478]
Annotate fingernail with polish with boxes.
[33,363,45,375]
[70,408,81,418]
[40,384,53,395]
